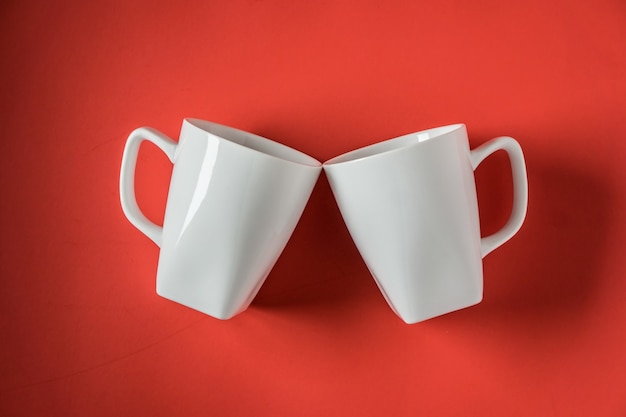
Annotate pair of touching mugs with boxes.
[120,119,527,323]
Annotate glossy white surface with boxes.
[120,119,322,319]
[324,124,528,324]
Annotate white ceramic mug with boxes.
[120,119,322,319]
[323,124,528,324]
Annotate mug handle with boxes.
[119,127,178,247]
[470,136,528,258]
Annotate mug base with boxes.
[395,293,483,324]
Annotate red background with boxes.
[1,1,625,415]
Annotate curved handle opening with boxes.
[470,136,528,258]
[119,127,177,247]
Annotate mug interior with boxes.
[185,118,321,167]
[324,124,464,165]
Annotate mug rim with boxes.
[323,123,466,166]
[183,118,322,168]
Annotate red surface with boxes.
[1,1,625,416]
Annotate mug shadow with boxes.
[251,124,614,332]
[451,140,614,331]
[252,172,374,314]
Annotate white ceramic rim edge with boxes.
[184,118,322,168]
[323,124,466,166]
